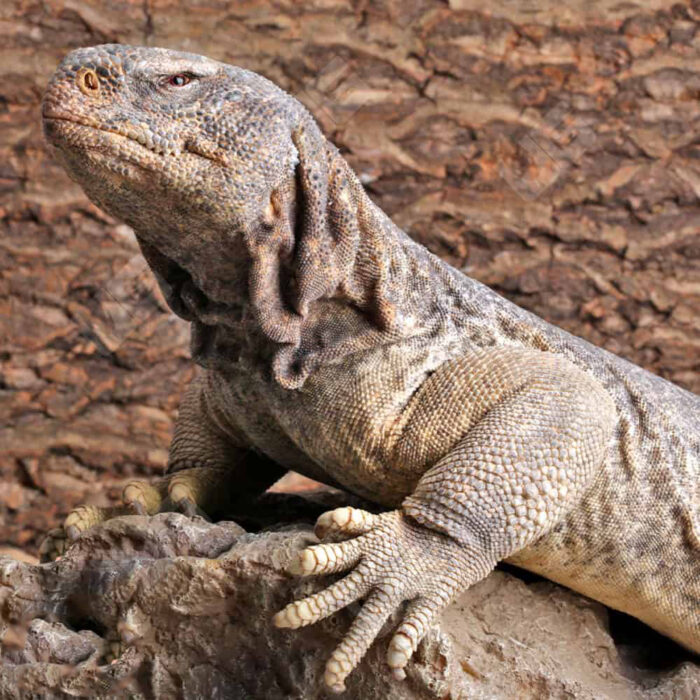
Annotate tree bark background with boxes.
[1,0,699,555]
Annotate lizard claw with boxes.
[274,509,487,692]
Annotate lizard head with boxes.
[44,44,396,388]
[43,44,302,239]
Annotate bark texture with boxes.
[1,1,699,554]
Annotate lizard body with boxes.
[42,45,699,692]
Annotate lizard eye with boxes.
[167,74,191,87]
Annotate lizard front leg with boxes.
[41,371,283,560]
[124,370,284,519]
[275,349,617,692]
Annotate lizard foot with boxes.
[39,467,232,562]
[124,467,225,517]
[273,508,488,693]
[39,503,133,562]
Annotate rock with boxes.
[0,513,449,699]
[2,0,700,559]
[0,547,38,566]
[1,509,697,699]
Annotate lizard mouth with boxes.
[43,115,224,165]
[43,115,182,158]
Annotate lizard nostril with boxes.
[77,68,100,96]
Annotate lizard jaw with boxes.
[43,115,184,160]
[45,116,230,179]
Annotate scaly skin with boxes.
[42,45,699,693]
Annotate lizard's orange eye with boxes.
[168,74,191,87]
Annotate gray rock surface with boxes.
[2,0,700,558]
[1,510,698,699]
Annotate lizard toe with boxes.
[123,479,166,515]
[315,507,376,540]
[64,505,111,541]
[323,588,399,693]
[288,540,362,576]
[104,638,127,665]
[274,565,370,630]
[166,467,231,518]
[168,475,210,519]
[386,595,445,680]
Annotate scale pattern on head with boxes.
[43,44,303,233]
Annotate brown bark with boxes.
[1,0,699,553]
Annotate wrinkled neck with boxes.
[337,185,417,330]
[138,137,462,390]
